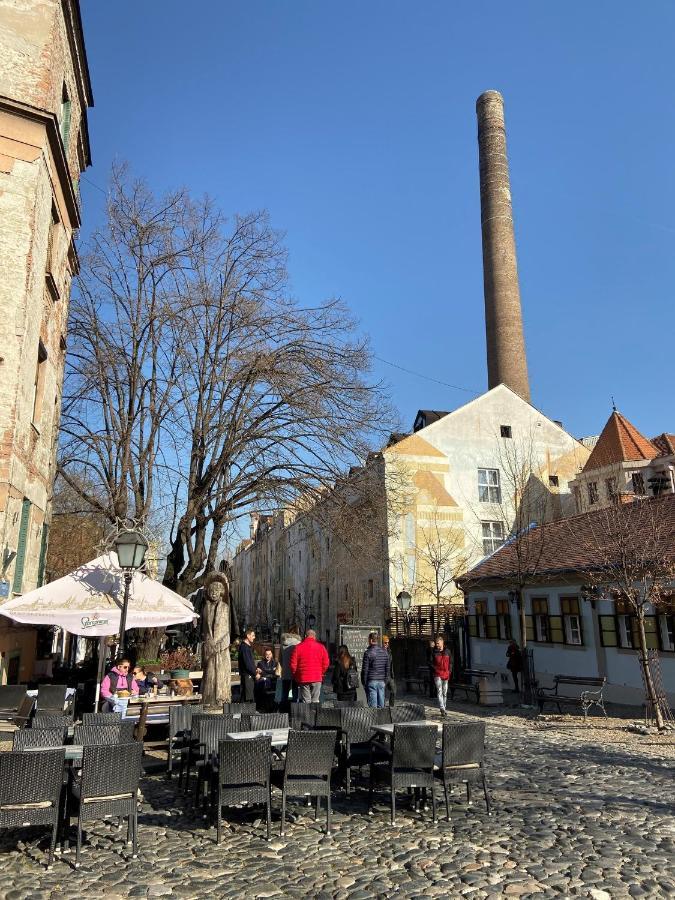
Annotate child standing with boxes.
[431,635,451,716]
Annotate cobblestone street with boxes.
[0,702,673,900]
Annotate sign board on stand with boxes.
[339,625,382,705]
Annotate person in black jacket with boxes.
[238,627,257,702]
[361,632,390,708]
[382,635,396,708]
[332,645,358,701]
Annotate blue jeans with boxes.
[367,680,385,708]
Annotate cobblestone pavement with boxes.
[0,702,673,900]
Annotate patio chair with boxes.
[435,722,490,817]
[179,712,221,788]
[214,736,272,843]
[227,702,257,716]
[288,702,319,731]
[167,703,204,778]
[32,714,72,738]
[0,748,65,869]
[368,724,438,825]
[67,742,143,867]
[271,729,337,836]
[13,727,65,750]
[341,707,383,796]
[82,712,122,725]
[11,693,34,728]
[36,684,68,714]
[0,684,28,718]
[194,716,241,808]
[73,723,135,746]
[248,712,289,732]
[390,703,426,723]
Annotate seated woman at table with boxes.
[255,647,279,710]
[132,665,159,696]
[100,658,139,712]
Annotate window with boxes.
[496,598,511,639]
[616,599,634,648]
[532,598,550,642]
[475,600,488,638]
[605,477,618,503]
[32,341,48,426]
[588,482,599,505]
[658,605,674,652]
[572,486,581,513]
[561,597,582,645]
[368,579,374,598]
[46,204,59,275]
[481,521,504,555]
[631,471,646,496]
[548,475,559,488]
[12,499,31,593]
[59,84,72,148]
[500,425,512,438]
[478,468,501,503]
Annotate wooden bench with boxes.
[537,675,607,720]
[448,669,498,705]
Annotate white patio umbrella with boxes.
[0,552,198,706]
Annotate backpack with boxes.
[346,667,359,691]
[108,670,133,693]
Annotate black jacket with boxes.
[238,642,257,678]
[333,660,358,695]
[361,645,390,685]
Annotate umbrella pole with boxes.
[94,636,107,711]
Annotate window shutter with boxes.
[37,523,49,587]
[487,615,498,639]
[468,616,477,638]
[525,615,534,643]
[62,101,72,149]
[599,615,618,647]
[12,499,32,593]
[549,615,564,644]
[643,616,659,651]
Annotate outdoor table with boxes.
[25,744,84,763]
[372,720,443,736]
[226,727,290,748]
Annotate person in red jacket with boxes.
[431,634,451,717]
[289,629,330,703]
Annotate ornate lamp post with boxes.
[396,591,413,677]
[113,528,149,656]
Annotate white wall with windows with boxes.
[465,586,675,706]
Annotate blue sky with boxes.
[80,1,675,442]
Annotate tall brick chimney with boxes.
[476,90,531,403]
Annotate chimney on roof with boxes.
[476,91,531,403]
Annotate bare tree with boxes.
[574,496,675,731]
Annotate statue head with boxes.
[204,571,229,604]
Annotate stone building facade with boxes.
[231,385,590,645]
[0,0,92,683]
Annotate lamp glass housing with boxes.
[114,530,149,570]
[397,591,412,612]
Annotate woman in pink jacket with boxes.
[100,658,139,712]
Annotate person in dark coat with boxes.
[361,632,391,708]
[381,635,396,708]
[332,646,358,702]
[238,627,257,702]
[506,640,523,692]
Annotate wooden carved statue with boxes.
[200,571,232,706]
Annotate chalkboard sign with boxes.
[339,625,382,678]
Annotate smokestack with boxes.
[476,90,531,403]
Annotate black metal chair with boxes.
[0,749,65,869]
[227,702,257,716]
[11,693,35,728]
[390,703,425,723]
[271,729,337,836]
[32,713,72,733]
[67,742,143,867]
[73,723,135,746]
[369,724,438,825]
[194,716,241,808]
[82,712,122,725]
[167,703,204,777]
[248,712,289,732]
[14,727,65,750]
[36,684,69,714]
[288,702,319,731]
[0,684,28,719]
[435,722,490,817]
[340,707,383,795]
[179,712,221,788]
[214,736,272,843]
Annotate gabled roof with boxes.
[652,433,675,457]
[582,411,658,473]
[413,410,449,432]
[459,494,675,587]
[386,433,446,458]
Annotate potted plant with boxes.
[160,647,198,679]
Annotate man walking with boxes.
[238,627,257,703]
[290,629,329,703]
[431,634,451,716]
[361,632,390,709]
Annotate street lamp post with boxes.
[396,591,412,677]
[113,529,149,656]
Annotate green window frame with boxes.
[12,499,31,593]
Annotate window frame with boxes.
[588,482,599,505]
[631,471,646,496]
[478,468,501,504]
[474,599,488,639]
[560,596,583,645]
[532,597,550,643]
[481,520,505,555]
[496,597,511,640]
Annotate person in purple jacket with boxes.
[100,658,139,712]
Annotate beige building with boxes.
[570,410,675,513]
[232,386,590,644]
[0,0,92,682]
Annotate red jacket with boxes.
[431,648,451,681]
[290,636,329,684]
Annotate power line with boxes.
[81,174,108,196]
[373,355,480,396]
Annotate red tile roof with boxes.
[459,494,675,587]
[582,411,658,472]
[651,433,675,457]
